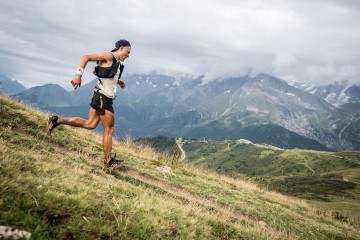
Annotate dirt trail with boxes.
[303,158,315,175]
[123,168,250,220]
[176,139,186,161]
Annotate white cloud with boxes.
[0,0,359,89]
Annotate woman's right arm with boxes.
[70,52,113,89]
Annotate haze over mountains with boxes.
[2,73,359,151]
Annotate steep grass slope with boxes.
[0,96,359,239]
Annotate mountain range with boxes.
[4,72,360,151]
[0,75,26,95]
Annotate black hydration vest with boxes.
[93,54,124,79]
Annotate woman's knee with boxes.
[85,121,98,130]
[103,126,114,135]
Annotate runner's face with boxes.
[120,47,131,61]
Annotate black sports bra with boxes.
[93,54,124,79]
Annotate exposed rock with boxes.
[156,166,172,173]
[258,221,268,227]
[0,226,31,240]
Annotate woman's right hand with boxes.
[71,76,82,89]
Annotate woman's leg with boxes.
[99,109,115,163]
[58,107,100,129]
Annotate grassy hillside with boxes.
[181,139,360,227]
[1,96,359,239]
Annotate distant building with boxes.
[236,139,253,144]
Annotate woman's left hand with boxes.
[118,80,126,89]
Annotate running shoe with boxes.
[47,115,60,135]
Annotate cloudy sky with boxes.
[1,0,359,89]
